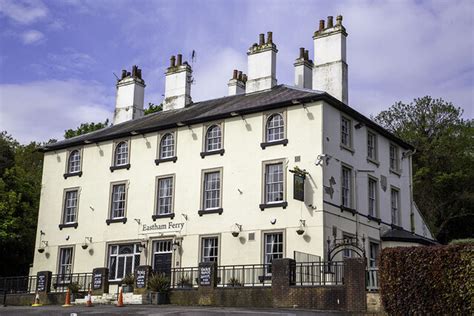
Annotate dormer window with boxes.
[261,112,288,149]
[64,149,82,178]
[110,140,130,171]
[201,123,224,158]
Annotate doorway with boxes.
[152,240,173,278]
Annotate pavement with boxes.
[0,305,349,316]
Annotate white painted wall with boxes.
[246,48,277,93]
[114,78,145,125]
[163,66,192,111]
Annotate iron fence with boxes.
[0,273,93,294]
[366,267,378,291]
[170,267,199,289]
[217,264,272,287]
[0,275,36,294]
[294,261,344,286]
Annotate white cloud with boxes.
[0,80,113,143]
[21,29,44,45]
[0,0,48,25]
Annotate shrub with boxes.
[121,273,135,285]
[227,277,242,287]
[379,244,473,314]
[177,274,192,287]
[67,282,82,294]
[148,273,170,293]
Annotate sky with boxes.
[0,0,473,144]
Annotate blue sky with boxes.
[0,0,473,143]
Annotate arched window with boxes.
[160,133,174,159]
[205,125,222,152]
[266,113,284,142]
[68,150,81,173]
[114,141,129,166]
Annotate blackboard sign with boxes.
[37,274,46,292]
[93,272,103,290]
[135,269,146,289]
[199,266,211,286]
[294,173,305,201]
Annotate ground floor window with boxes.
[369,242,380,268]
[108,244,140,281]
[58,247,73,282]
[264,232,283,273]
[201,237,218,262]
[152,240,172,278]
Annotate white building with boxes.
[32,16,434,285]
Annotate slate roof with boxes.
[42,85,413,152]
[381,229,437,246]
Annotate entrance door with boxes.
[152,240,173,278]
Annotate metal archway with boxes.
[327,236,366,262]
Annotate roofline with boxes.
[40,91,414,152]
[381,234,438,246]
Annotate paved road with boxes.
[0,305,348,316]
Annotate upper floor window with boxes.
[266,113,284,142]
[341,165,352,208]
[203,171,221,210]
[114,141,129,166]
[159,133,175,159]
[201,236,219,262]
[205,125,222,152]
[367,132,377,161]
[368,177,378,217]
[389,144,400,172]
[391,188,400,225]
[110,183,126,219]
[264,163,284,203]
[63,189,78,224]
[68,150,81,173]
[341,116,352,148]
[156,176,174,215]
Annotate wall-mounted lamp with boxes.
[296,220,306,235]
[81,237,93,250]
[315,154,332,166]
[138,240,147,252]
[172,240,181,251]
[232,223,243,237]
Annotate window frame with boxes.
[153,174,176,220]
[57,246,74,282]
[59,187,80,229]
[261,111,288,149]
[367,176,379,219]
[199,167,223,215]
[107,180,129,224]
[106,243,141,282]
[64,148,83,178]
[341,164,353,208]
[156,131,178,164]
[390,186,401,226]
[262,230,285,274]
[340,115,354,152]
[110,139,131,171]
[199,235,220,264]
[367,130,379,165]
[389,143,401,174]
[368,240,380,268]
[260,159,287,210]
[201,122,225,157]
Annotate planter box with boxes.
[150,292,169,305]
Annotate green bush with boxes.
[148,273,170,293]
[379,244,473,314]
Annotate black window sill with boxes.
[198,208,223,216]
[366,158,380,167]
[200,149,225,158]
[152,213,175,220]
[260,139,288,149]
[63,171,82,179]
[106,217,127,225]
[259,202,288,210]
[340,144,355,154]
[155,157,177,165]
[59,223,78,230]
[110,164,131,172]
[340,205,357,215]
[367,215,381,224]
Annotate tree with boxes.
[374,96,474,243]
[64,119,109,139]
[144,103,162,115]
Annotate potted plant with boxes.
[148,273,170,305]
[121,273,135,293]
[67,282,81,302]
[227,277,242,287]
[177,274,192,288]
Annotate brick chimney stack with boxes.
[228,69,247,95]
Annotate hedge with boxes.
[379,244,473,315]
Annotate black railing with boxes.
[170,267,199,289]
[217,264,272,287]
[294,261,344,286]
[0,275,36,294]
[0,273,93,294]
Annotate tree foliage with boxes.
[64,119,109,139]
[144,103,162,115]
[0,132,43,276]
[374,96,474,243]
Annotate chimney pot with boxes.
[259,33,265,45]
[304,50,309,61]
[266,32,273,44]
[233,69,238,79]
[137,69,142,79]
[121,69,127,79]
[242,74,247,83]
[177,54,182,66]
[336,15,343,26]
[319,19,325,31]
[170,56,176,68]
[299,47,305,59]
[327,16,334,28]
[132,65,138,77]
[238,71,243,81]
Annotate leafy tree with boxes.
[144,103,162,115]
[374,96,474,243]
[64,119,109,139]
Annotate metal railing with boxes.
[0,273,92,294]
[0,275,36,294]
[170,267,199,289]
[366,267,379,291]
[217,264,272,287]
[294,261,344,286]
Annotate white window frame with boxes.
[58,246,74,275]
[107,243,140,281]
[156,176,174,215]
[67,149,81,174]
[389,144,400,172]
[263,160,286,204]
[159,133,175,159]
[202,169,222,210]
[265,113,285,142]
[204,124,222,152]
[369,241,380,268]
[114,140,129,166]
[341,165,353,208]
[110,182,127,219]
[391,187,401,225]
[340,116,353,149]
[263,231,284,274]
[200,236,219,263]
[367,131,378,162]
[63,188,79,224]
[368,177,378,217]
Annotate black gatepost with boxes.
[92,267,109,295]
